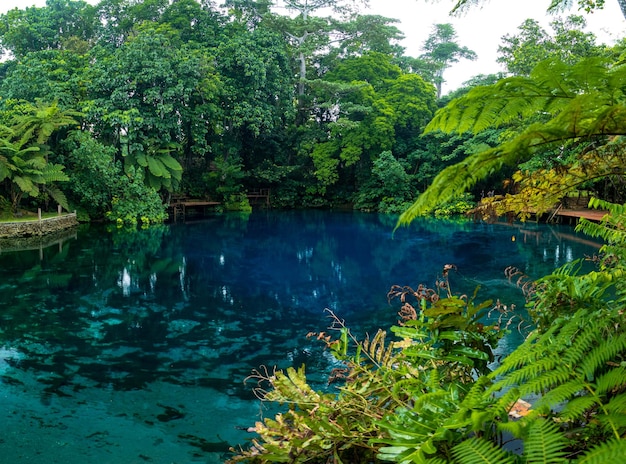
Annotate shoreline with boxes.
[0,212,79,239]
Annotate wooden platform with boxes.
[549,207,609,224]
[246,188,271,207]
[169,197,220,220]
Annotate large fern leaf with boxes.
[451,437,516,464]
[523,418,568,463]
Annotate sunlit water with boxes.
[0,211,602,463]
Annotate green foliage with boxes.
[418,23,477,98]
[443,0,617,18]
[223,194,253,213]
[229,269,508,463]
[433,192,475,217]
[62,131,120,219]
[354,150,414,213]
[0,101,77,213]
[203,156,246,202]
[397,56,626,226]
[497,15,602,76]
[106,167,167,226]
[125,142,183,192]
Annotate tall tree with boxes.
[0,48,90,109]
[497,15,602,76]
[418,23,476,98]
[270,0,368,124]
[0,0,98,58]
[310,51,436,195]
[86,23,221,192]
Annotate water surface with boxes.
[0,211,602,463]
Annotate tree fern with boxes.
[487,307,626,444]
[396,57,626,224]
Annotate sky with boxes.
[1,0,625,93]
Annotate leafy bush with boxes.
[434,192,476,217]
[228,267,508,463]
[354,151,415,213]
[63,132,120,219]
[105,167,167,226]
[63,133,167,225]
[222,194,252,212]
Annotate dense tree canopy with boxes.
[0,0,460,222]
[0,0,621,225]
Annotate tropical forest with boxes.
[1,0,626,463]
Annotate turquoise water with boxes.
[0,211,602,463]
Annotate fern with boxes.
[487,307,626,445]
[578,334,626,381]
[523,418,568,463]
[574,439,626,464]
[396,57,626,224]
[452,437,516,464]
[594,367,626,396]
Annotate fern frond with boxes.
[596,412,626,435]
[603,391,626,417]
[451,437,516,464]
[523,418,568,463]
[578,334,626,382]
[534,379,586,410]
[561,318,599,366]
[558,395,600,421]
[519,366,572,396]
[45,186,69,211]
[396,57,626,223]
[492,355,560,390]
[41,163,70,183]
[575,438,626,464]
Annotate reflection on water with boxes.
[0,211,602,463]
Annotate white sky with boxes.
[2,0,625,93]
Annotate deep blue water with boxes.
[0,211,602,463]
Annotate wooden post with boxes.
[58,204,62,215]
[38,208,42,221]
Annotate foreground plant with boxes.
[227,267,507,463]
